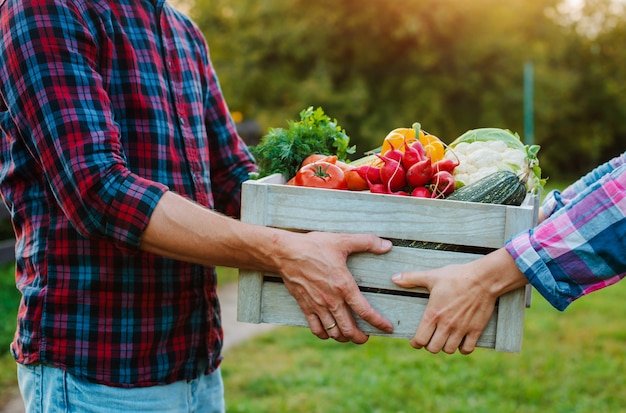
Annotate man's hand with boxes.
[391,248,528,354]
[277,231,394,344]
[141,191,394,344]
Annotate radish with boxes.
[405,157,433,188]
[370,183,409,196]
[410,186,431,198]
[410,140,427,160]
[382,141,404,163]
[369,183,390,194]
[432,158,459,174]
[377,154,406,193]
[355,164,383,185]
[401,140,423,170]
[430,170,455,198]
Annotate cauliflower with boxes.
[445,128,545,193]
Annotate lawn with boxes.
[0,262,19,406]
[222,285,626,413]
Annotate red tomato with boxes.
[301,154,338,167]
[294,161,347,190]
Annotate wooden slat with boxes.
[243,175,535,249]
[237,178,274,323]
[494,287,527,352]
[259,281,498,348]
[346,247,484,293]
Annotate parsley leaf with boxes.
[250,106,355,179]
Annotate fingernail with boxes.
[391,273,402,282]
[382,239,392,249]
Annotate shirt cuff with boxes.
[105,175,169,252]
[505,231,573,311]
[540,189,561,219]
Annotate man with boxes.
[0,0,393,411]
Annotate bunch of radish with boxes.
[355,140,459,198]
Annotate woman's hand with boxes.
[392,248,528,354]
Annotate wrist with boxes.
[472,248,528,298]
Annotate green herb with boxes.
[249,106,356,179]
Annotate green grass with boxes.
[0,263,18,353]
[0,262,19,405]
[222,285,626,413]
[218,266,240,284]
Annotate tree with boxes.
[191,0,624,179]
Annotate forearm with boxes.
[140,190,288,271]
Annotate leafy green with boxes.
[249,107,356,179]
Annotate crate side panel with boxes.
[258,184,530,248]
[494,287,527,352]
[238,180,273,323]
[504,205,536,240]
[248,246,485,297]
[237,270,265,323]
[241,179,272,225]
[259,281,497,348]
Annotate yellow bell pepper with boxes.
[381,127,417,155]
[380,122,445,162]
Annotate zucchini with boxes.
[446,170,527,206]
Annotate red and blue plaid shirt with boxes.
[0,0,256,387]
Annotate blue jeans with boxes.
[17,362,225,413]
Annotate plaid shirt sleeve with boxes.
[506,152,626,310]
[0,0,168,250]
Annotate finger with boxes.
[408,306,437,350]
[442,331,467,355]
[344,234,392,255]
[322,314,353,343]
[310,311,352,343]
[328,327,350,343]
[305,314,331,340]
[424,329,448,354]
[391,271,431,290]
[343,288,393,335]
[459,332,480,355]
[330,303,369,344]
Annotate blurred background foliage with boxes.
[190,0,625,180]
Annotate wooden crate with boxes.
[237,173,538,353]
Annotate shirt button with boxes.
[179,117,185,125]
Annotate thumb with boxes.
[391,271,431,289]
[345,234,393,255]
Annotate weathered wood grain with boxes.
[238,173,538,353]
